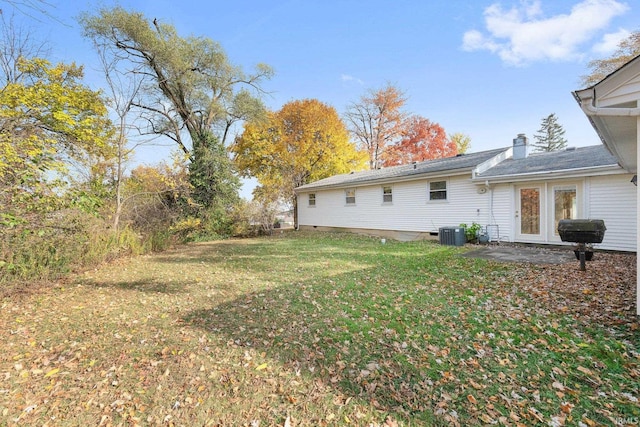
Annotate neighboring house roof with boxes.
[295,148,506,192]
[573,54,640,174]
[476,145,619,179]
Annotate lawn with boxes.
[1,232,638,426]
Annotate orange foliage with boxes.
[382,116,457,167]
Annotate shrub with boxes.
[459,222,482,242]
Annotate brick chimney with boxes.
[513,133,528,160]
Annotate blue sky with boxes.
[6,0,639,198]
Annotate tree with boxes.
[582,30,640,87]
[0,0,58,21]
[91,40,147,231]
[383,116,456,166]
[533,113,568,152]
[344,83,407,169]
[450,132,471,154]
[0,13,49,85]
[232,99,367,227]
[0,57,114,221]
[79,7,273,209]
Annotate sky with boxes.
[4,0,639,198]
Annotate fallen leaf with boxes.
[479,413,495,423]
[577,366,593,375]
[44,368,59,378]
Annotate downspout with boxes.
[487,180,493,226]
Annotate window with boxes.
[553,185,577,235]
[382,186,392,203]
[345,188,356,205]
[308,193,316,206]
[429,180,447,200]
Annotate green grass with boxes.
[1,231,638,426]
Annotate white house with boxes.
[574,54,640,315]
[295,135,637,252]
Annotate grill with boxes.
[557,219,606,271]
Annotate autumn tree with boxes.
[0,57,114,222]
[79,7,272,210]
[345,83,407,169]
[450,132,471,154]
[383,116,456,166]
[533,113,567,152]
[582,30,640,87]
[121,159,190,235]
[232,99,367,226]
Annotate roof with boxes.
[295,148,507,191]
[573,54,640,174]
[476,145,619,179]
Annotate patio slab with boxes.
[462,245,577,264]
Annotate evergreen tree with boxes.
[533,113,567,152]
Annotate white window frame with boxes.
[428,180,448,201]
[308,193,316,207]
[382,185,393,204]
[345,188,356,205]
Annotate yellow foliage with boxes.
[231,99,367,201]
[0,58,114,198]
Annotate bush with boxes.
[459,222,482,242]
[0,209,152,284]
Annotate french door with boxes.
[515,183,579,243]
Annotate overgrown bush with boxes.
[0,209,148,283]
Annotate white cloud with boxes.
[341,74,364,85]
[462,0,629,66]
[592,28,631,55]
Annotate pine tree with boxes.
[533,113,568,152]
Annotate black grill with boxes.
[557,219,606,244]
[557,219,606,271]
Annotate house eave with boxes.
[294,168,474,193]
[472,164,623,184]
[574,76,640,174]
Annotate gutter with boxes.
[575,88,640,117]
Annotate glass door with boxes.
[552,185,577,239]
[517,186,542,240]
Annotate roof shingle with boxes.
[476,145,618,178]
[295,148,506,191]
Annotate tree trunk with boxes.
[293,194,298,230]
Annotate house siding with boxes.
[598,73,640,107]
[487,185,513,242]
[299,172,636,252]
[298,175,491,237]
[488,175,637,251]
[586,174,637,251]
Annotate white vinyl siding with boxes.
[298,175,491,233]
[586,174,637,251]
[488,185,513,243]
[296,172,636,252]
